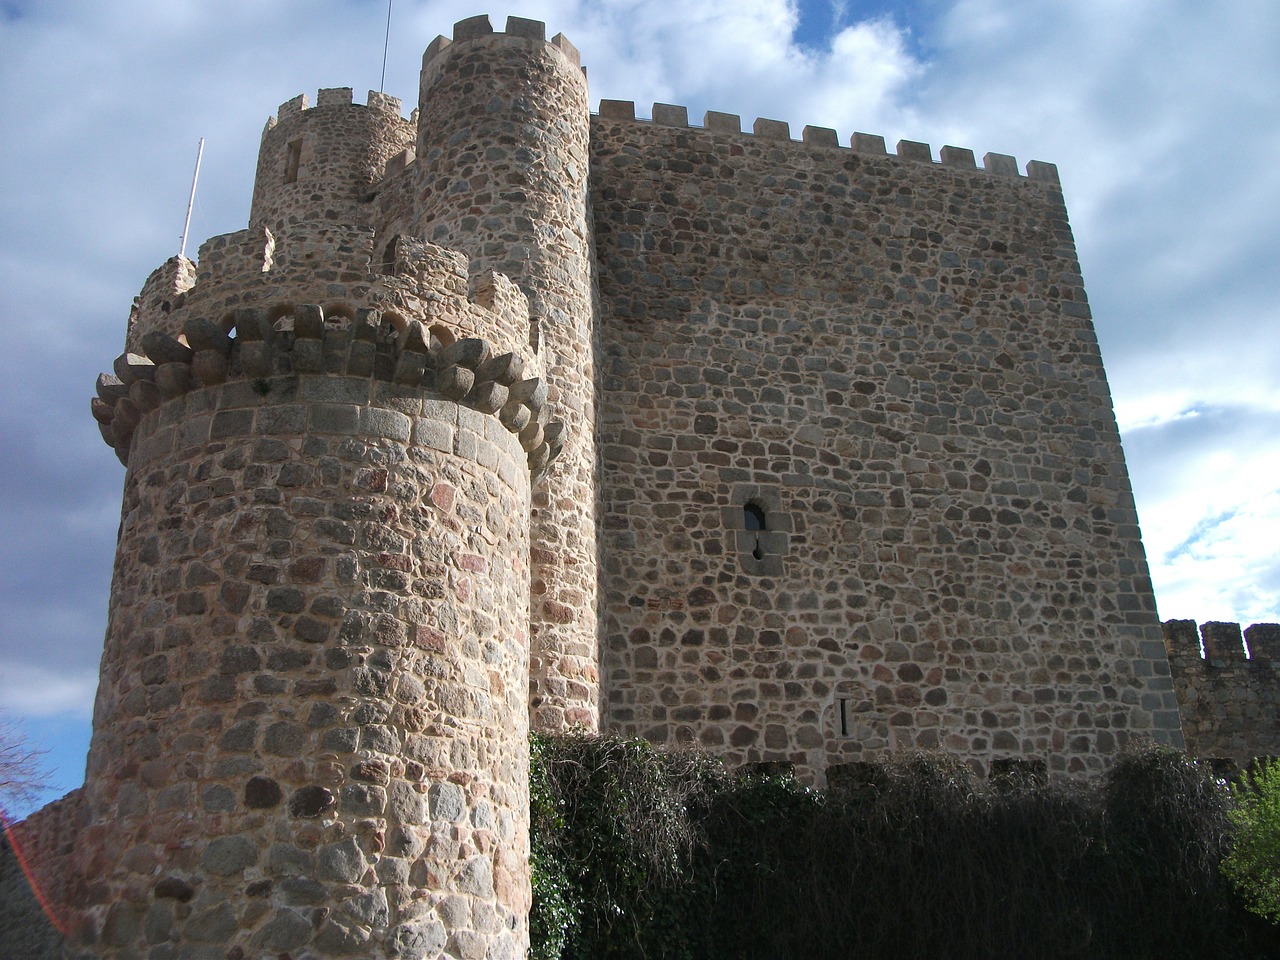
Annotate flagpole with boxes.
[178,137,205,261]
[380,0,393,93]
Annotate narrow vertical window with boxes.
[731,488,788,575]
[744,502,767,560]
[284,139,302,184]
[380,236,400,275]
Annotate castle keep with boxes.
[19,12,1210,958]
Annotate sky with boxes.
[0,0,1277,819]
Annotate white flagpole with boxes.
[178,137,205,260]
[380,0,393,92]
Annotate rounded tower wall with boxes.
[250,89,415,237]
[124,256,198,355]
[413,16,601,732]
[81,303,563,957]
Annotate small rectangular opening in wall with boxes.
[284,140,302,184]
[838,698,850,738]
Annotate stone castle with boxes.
[10,13,1279,959]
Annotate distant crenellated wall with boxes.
[1164,619,1280,771]
[4,787,81,940]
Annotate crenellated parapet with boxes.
[124,256,198,354]
[421,14,581,78]
[1164,619,1280,771]
[92,304,563,476]
[595,99,1060,184]
[1164,619,1280,667]
[122,226,540,375]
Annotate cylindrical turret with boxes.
[250,88,415,236]
[412,15,601,732]
[77,299,555,957]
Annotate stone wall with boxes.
[590,104,1182,781]
[1164,619,1280,772]
[0,827,65,959]
[122,223,538,376]
[52,14,1221,954]
[3,787,81,942]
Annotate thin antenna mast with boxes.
[178,137,205,260]
[380,0,393,92]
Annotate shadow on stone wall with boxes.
[0,828,65,959]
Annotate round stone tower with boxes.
[80,285,556,953]
[412,15,601,732]
[250,87,415,235]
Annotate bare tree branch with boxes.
[0,713,50,815]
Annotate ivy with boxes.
[530,736,1280,959]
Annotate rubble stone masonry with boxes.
[1164,620,1280,772]
[590,105,1181,779]
[82,310,544,957]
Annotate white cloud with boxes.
[0,661,97,719]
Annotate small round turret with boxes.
[413,15,601,732]
[250,88,415,236]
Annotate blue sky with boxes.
[1,0,1278,819]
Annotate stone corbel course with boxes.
[92,304,564,476]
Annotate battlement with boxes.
[124,255,197,354]
[92,303,563,477]
[1164,619,1280,770]
[595,99,1060,184]
[263,87,408,133]
[1163,619,1280,666]
[251,89,415,236]
[56,18,1198,955]
[422,15,581,69]
[125,224,540,373]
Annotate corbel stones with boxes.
[91,302,563,476]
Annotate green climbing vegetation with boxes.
[530,735,1280,960]
[1223,758,1280,924]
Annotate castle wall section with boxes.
[369,152,422,269]
[1164,619,1280,771]
[590,107,1183,780]
[125,257,197,355]
[5,786,82,939]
